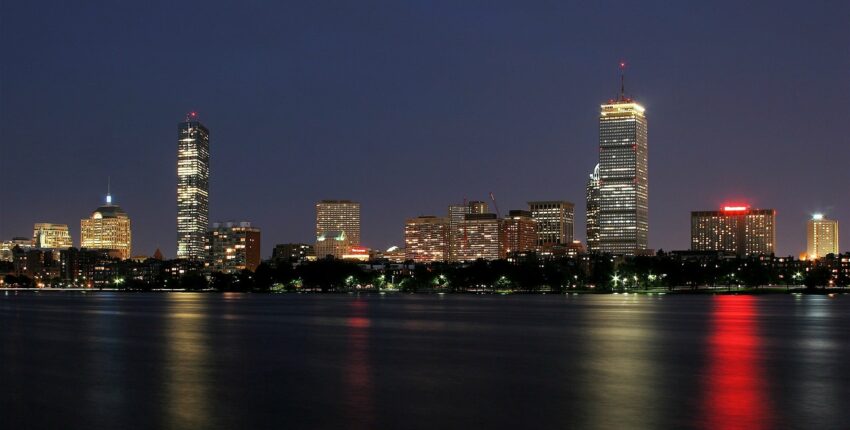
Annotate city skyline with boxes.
[2,2,848,258]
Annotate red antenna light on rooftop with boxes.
[722,205,750,213]
[618,60,628,101]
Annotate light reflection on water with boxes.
[344,299,374,430]
[700,296,773,429]
[582,298,659,430]
[1,293,848,430]
[164,294,213,429]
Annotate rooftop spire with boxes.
[106,176,112,205]
[619,60,627,101]
[185,111,198,121]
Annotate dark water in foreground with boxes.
[2,293,849,430]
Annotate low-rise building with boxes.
[272,243,314,263]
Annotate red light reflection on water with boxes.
[345,299,374,429]
[701,296,773,430]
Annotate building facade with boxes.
[453,213,500,261]
[404,216,449,263]
[691,206,776,256]
[447,201,488,261]
[177,114,210,260]
[500,210,537,258]
[13,248,60,281]
[597,95,648,255]
[1,237,33,262]
[586,164,600,253]
[33,223,72,250]
[315,230,349,259]
[316,200,360,254]
[807,214,839,259]
[528,201,574,250]
[272,243,314,263]
[206,221,261,273]
[80,193,132,260]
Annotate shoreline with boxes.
[2,287,846,296]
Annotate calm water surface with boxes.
[2,293,848,429]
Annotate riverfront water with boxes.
[2,292,848,429]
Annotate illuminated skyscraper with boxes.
[80,190,132,259]
[807,214,839,259]
[404,216,449,262]
[585,164,601,252]
[33,223,72,250]
[528,201,574,250]
[177,113,210,260]
[316,200,360,254]
[691,206,776,256]
[597,67,648,255]
[206,221,261,273]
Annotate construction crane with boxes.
[489,192,501,218]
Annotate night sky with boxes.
[2,1,848,258]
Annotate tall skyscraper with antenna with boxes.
[595,63,648,255]
[177,112,210,260]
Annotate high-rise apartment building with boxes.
[80,192,132,259]
[807,214,839,259]
[177,113,210,260]
[453,213,500,261]
[596,73,648,255]
[447,201,488,261]
[500,210,537,258]
[586,164,601,253]
[316,200,360,253]
[404,216,449,263]
[206,221,261,273]
[691,206,776,256]
[528,201,574,250]
[33,223,72,250]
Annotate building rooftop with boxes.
[92,204,128,219]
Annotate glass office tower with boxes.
[177,113,210,260]
[597,97,648,255]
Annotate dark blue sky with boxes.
[2,1,848,258]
